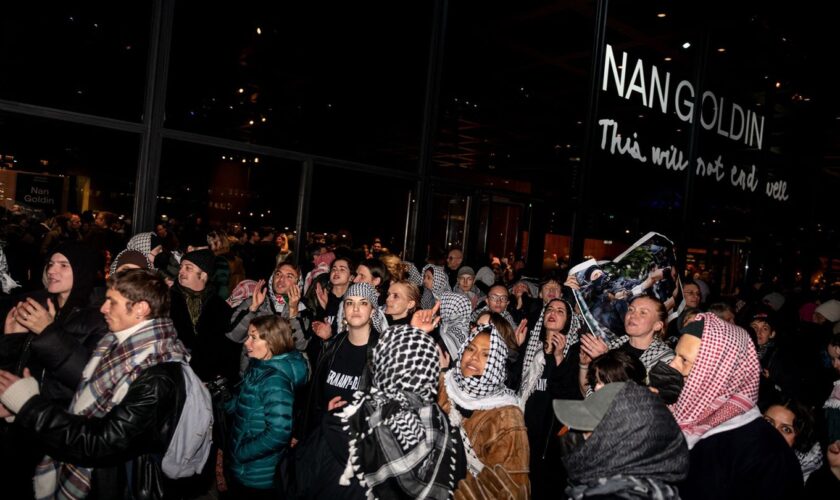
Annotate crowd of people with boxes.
[0,212,838,499]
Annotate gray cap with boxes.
[552,382,626,432]
[457,266,476,278]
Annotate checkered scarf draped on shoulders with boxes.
[421,264,450,309]
[439,291,472,358]
[34,318,188,500]
[669,313,760,442]
[519,301,583,399]
[338,325,465,499]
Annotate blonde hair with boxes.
[380,253,407,282]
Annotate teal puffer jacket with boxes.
[227,350,308,489]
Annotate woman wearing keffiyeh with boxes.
[421,264,449,310]
[438,324,530,490]
[668,312,803,499]
[336,325,466,499]
[289,325,466,499]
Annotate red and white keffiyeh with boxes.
[670,313,760,442]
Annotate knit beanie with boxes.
[815,299,840,323]
[762,292,786,312]
[113,250,151,271]
[182,248,215,275]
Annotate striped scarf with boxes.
[34,318,188,500]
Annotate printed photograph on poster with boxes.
[568,232,683,342]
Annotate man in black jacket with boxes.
[169,248,236,383]
[0,269,191,499]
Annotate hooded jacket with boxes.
[20,242,109,406]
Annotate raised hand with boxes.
[4,306,27,335]
[312,320,332,341]
[437,345,451,371]
[250,279,268,312]
[411,301,441,334]
[546,331,567,364]
[287,280,301,317]
[514,319,528,346]
[580,333,609,361]
[15,298,56,335]
[315,281,329,310]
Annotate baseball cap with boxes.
[552,382,626,432]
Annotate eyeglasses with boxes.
[487,294,509,303]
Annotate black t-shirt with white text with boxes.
[322,338,367,406]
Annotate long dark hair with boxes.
[539,298,573,343]
[359,258,389,295]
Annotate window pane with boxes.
[308,166,413,256]
[166,2,431,170]
[0,112,138,218]
[435,2,592,189]
[157,140,302,249]
[0,3,150,120]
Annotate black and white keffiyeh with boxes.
[0,244,19,293]
[519,299,582,402]
[336,282,389,334]
[109,232,154,275]
[439,292,472,358]
[404,261,424,287]
[338,325,466,499]
[608,336,675,370]
[421,264,450,309]
[796,442,824,482]
[445,324,519,410]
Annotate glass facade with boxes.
[0,0,836,288]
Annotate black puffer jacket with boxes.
[14,242,108,407]
[15,362,186,500]
[19,294,109,406]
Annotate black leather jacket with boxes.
[16,362,186,500]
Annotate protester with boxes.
[383,279,420,326]
[669,312,804,498]
[763,400,823,481]
[438,324,530,489]
[169,248,236,382]
[553,382,689,499]
[0,269,200,499]
[227,262,309,376]
[300,282,382,437]
[226,315,308,497]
